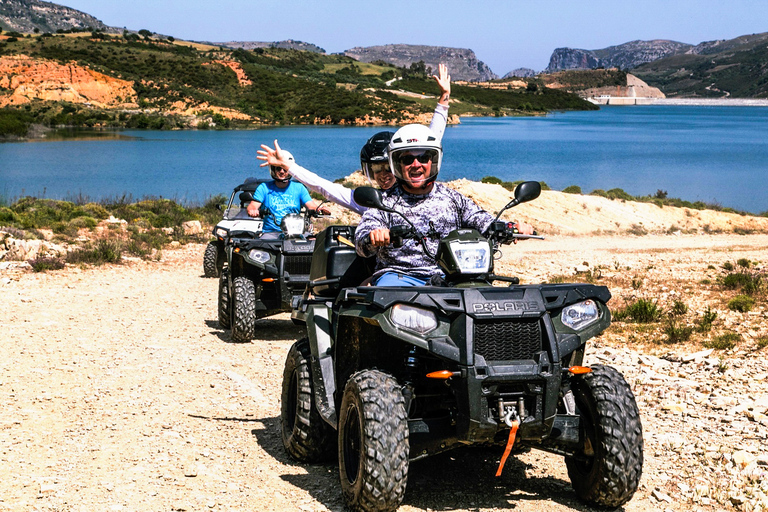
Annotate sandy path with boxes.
[1,235,766,511]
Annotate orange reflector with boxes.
[262,278,275,283]
[234,248,240,253]
[568,366,592,375]
[426,370,454,380]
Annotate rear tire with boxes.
[565,364,643,508]
[338,370,408,512]
[203,242,221,278]
[231,276,256,343]
[280,339,334,462]
[217,270,231,329]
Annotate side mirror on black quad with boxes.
[514,181,541,205]
[353,187,390,211]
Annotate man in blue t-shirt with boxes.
[246,150,329,234]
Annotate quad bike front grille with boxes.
[283,254,313,275]
[473,318,542,362]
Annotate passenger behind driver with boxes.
[245,150,330,238]
[256,64,453,214]
[354,124,535,287]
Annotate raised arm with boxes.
[257,140,365,214]
[428,63,451,141]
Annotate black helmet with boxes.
[360,131,395,183]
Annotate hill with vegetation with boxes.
[0,0,116,34]
[631,32,768,98]
[0,30,596,137]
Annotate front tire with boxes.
[280,339,334,462]
[338,370,409,512]
[217,270,231,329]
[565,364,643,508]
[203,242,222,278]
[230,276,256,343]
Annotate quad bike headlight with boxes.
[390,304,438,334]
[247,248,271,264]
[281,214,305,237]
[449,240,490,274]
[561,300,600,330]
[215,227,229,239]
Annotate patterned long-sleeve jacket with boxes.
[354,182,495,280]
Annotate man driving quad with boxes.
[354,123,535,287]
[245,150,330,237]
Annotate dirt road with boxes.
[2,235,767,511]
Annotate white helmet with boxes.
[388,124,442,186]
[270,150,295,182]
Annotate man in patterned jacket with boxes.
[354,123,534,287]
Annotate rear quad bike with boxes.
[204,177,270,278]
[219,193,330,343]
[281,182,643,511]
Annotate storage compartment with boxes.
[310,226,373,296]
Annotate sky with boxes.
[55,0,768,75]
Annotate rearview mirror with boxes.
[514,181,541,204]
[353,187,387,210]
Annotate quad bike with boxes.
[204,177,270,278]
[281,182,643,511]
[218,193,329,343]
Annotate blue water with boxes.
[1,105,767,214]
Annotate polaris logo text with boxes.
[473,301,538,312]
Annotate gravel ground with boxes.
[1,234,767,512]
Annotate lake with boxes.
[1,105,767,214]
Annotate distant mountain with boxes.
[0,0,116,34]
[343,44,497,82]
[503,68,537,79]
[546,40,692,72]
[632,32,768,98]
[212,39,325,53]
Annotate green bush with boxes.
[663,320,693,344]
[736,258,751,268]
[728,295,755,312]
[696,307,717,332]
[720,272,763,295]
[66,239,122,265]
[612,298,662,323]
[704,333,741,350]
[562,185,582,194]
[28,256,66,272]
[669,300,688,317]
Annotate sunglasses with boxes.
[370,162,391,175]
[270,165,287,173]
[398,152,433,166]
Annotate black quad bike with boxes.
[218,193,328,343]
[204,177,270,278]
[281,182,643,511]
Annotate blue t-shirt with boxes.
[253,181,312,232]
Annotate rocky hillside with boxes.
[546,40,692,72]
[0,0,116,34]
[503,67,537,78]
[211,39,325,53]
[343,44,497,82]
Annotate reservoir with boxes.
[1,105,767,214]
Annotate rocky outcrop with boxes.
[0,230,67,261]
[578,73,665,100]
[0,0,118,34]
[547,40,692,72]
[0,55,137,108]
[503,68,537,78]
[343,44,497,82]
[212,39,326,53]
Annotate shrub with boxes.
[736,258,751,268]
[696,307,717,332]
[728,295,755,312]
[66,239,122,265]
[28,256,65,272]
[612,298,662,323]
[562,185,582,194]
[663,320,693,344]
[722,261,734,271]
[704,333,740,350]
[669,300,688,317]
[720,272,763,295]
[757,337,768,350]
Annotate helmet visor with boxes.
[362,161,392,181]
[392,148,440,182]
